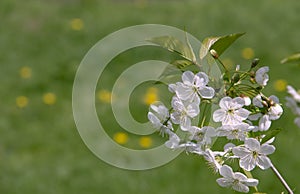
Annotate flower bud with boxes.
[251,58,260,68]
[210,49,219,59]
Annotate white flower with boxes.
[188,126,217,146]
[286,97,300,115]
[232,138,275,171]
[295,117,300,128]
[253,95,283,131]
[203,149,224,172]
[148,103,172,135]
[171,96,199,130]
[287,85,300,103]
[213,97,251,125]
[218,123,250,141]
[216,165,259,193]
[255,66,269,86]
[173,71,215,102]
[165,132,181,149]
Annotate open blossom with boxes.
[169,71,215,103]
[252,95,283,131]
[188,126,217,146]
[232,138,275,171]
[218,123,250,141]
[213,97,251,125]
[255,66,269,86]
[216,165,259,193]
[148,103,172,135]
[287,85,300,102]
[171,96,199,130]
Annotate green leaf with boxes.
[156,65,182,85]
[199,32,245,59]
[170,59,194,70]
[261,128,282,144]
[280,53,300,64]
[148,35,196,62]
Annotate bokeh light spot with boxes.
[97,90,112,103]
[19,66,32,79]
[273,79,287,92]
[70,18,84,31]
[242,47,255,59]
[113,132,128,145]
[139,136,152,148]
[16,96,29,108]
[143,87,158,105]
[43,92,57,105]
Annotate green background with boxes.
[1,0,299,193]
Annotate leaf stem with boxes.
[270,162,294,194]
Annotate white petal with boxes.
[232,146,250,158]
[175,83,194,101]
[213,109,226,122]
[219,97,232,110]
[186,103,200,118]
[259,144,275,155]
[180,116,191,131]
[232,182,249,193]
[295,117,300,128]
[165,133,180,149]
[216,178,232,188]
[170,112,181,124]
[259,115,271,131]
[182,71,195,85]
[257,156,272,170]
[234,172,248,181]
[240,154,256,171]
[269,95,279,103]
[232,97,245,108]
[219,165,234,178]
[287,85,300,102]
[245,138,260,151]
[243,178,259,187]
[253,95,263,107]
[195,72,209,85]
[235,108,251,120]
[198,86,215,99]
[248,113,262,121]
[148,112,161,128]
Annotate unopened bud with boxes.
[210,49,219,59]
[251,58,260,68]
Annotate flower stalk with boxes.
[270,162,294,194]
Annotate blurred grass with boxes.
[1,0,300,193]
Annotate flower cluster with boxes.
[286,85,300,128]
[148,59,283,193]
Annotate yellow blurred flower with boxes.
[222,58,234,70]
[43,92,57,105]
[70,18,84,31]
[19,66,32,79]
[113,132,128,145]
[273,79,287,92]
[139,136,152,148]
[16,96,28,108]
[97,90,112,103]
[143,87,158,105]
[242,48,255,59]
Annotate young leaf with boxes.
[261,128,282,144]
[200,33,245,59]
[170,60,194,70]
[280,53,300,64]
[156,65,182,85]
[148,36,196,62]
